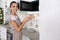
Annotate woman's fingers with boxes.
[24,14,35,22]
[27,14,35,18]
[24,17,32,22]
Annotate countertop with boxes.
[0,24,39,40]
[0,24,8,28]
[22,28,39,40]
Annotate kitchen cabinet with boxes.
[0,25,13,40]
[0,25,7,40]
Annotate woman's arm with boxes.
[18,16,33,31]
[10,20,25,32]
[10,15,32,32]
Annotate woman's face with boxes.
[10,3,18,13]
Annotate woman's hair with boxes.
[10,1,19,9]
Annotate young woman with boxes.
[9,1,34,40]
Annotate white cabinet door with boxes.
[0,26,7,40]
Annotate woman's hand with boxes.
[23,15,34,23]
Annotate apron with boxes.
[9,15,22,40]
[13,29,22,40]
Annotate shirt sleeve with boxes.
[10,15,16,21]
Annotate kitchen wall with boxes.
[6,0,20,7]
[0,0,4,7]
[40,0,60,40]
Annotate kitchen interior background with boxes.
[0,0,39,40]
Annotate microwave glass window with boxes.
[20,1,39,11]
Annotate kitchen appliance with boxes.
[20,1,39,11]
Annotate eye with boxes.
[13,6,15,8]
[16,6,18,8]
[16,5,18,8]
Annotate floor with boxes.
[22,28,39,40]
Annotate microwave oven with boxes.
[20,1,39,11]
